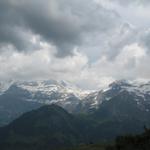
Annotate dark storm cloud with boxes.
[0,0,43,52]
[0,0,119,57]
[0,0,27,50]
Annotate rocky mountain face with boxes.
[2,80,90,109]
[1,79,150,150]
[78,80,150,113]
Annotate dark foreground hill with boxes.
[0,104,150,150]
[64,128,150,150]
[106,128,150,150]
[0,105,86,150]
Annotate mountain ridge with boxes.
[1,79,150,126]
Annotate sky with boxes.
[0,0,150,89]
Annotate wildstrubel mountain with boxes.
[0,80,89,126]
[1,79,150,126]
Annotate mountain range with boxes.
[0,79,150,126]
[0,79,150,149]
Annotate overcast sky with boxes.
[0,0,150,89]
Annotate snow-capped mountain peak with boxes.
[14,80,89,99]
[107,80,150,95]
[0,80,14,95]
[1,79,150,113]
[0,80,91,113]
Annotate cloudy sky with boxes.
[0,0,150,89]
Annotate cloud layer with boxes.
[0,0,150,89]
[0,0,119,56]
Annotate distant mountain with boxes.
[0,80,89,126]
[0,80,89,111]
[0,86,42,126]
[1,79,150,128]
[78,80,150,113]
[88,81,150,140]
[93,90,150,121]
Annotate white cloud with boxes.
[0,44,88,84]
